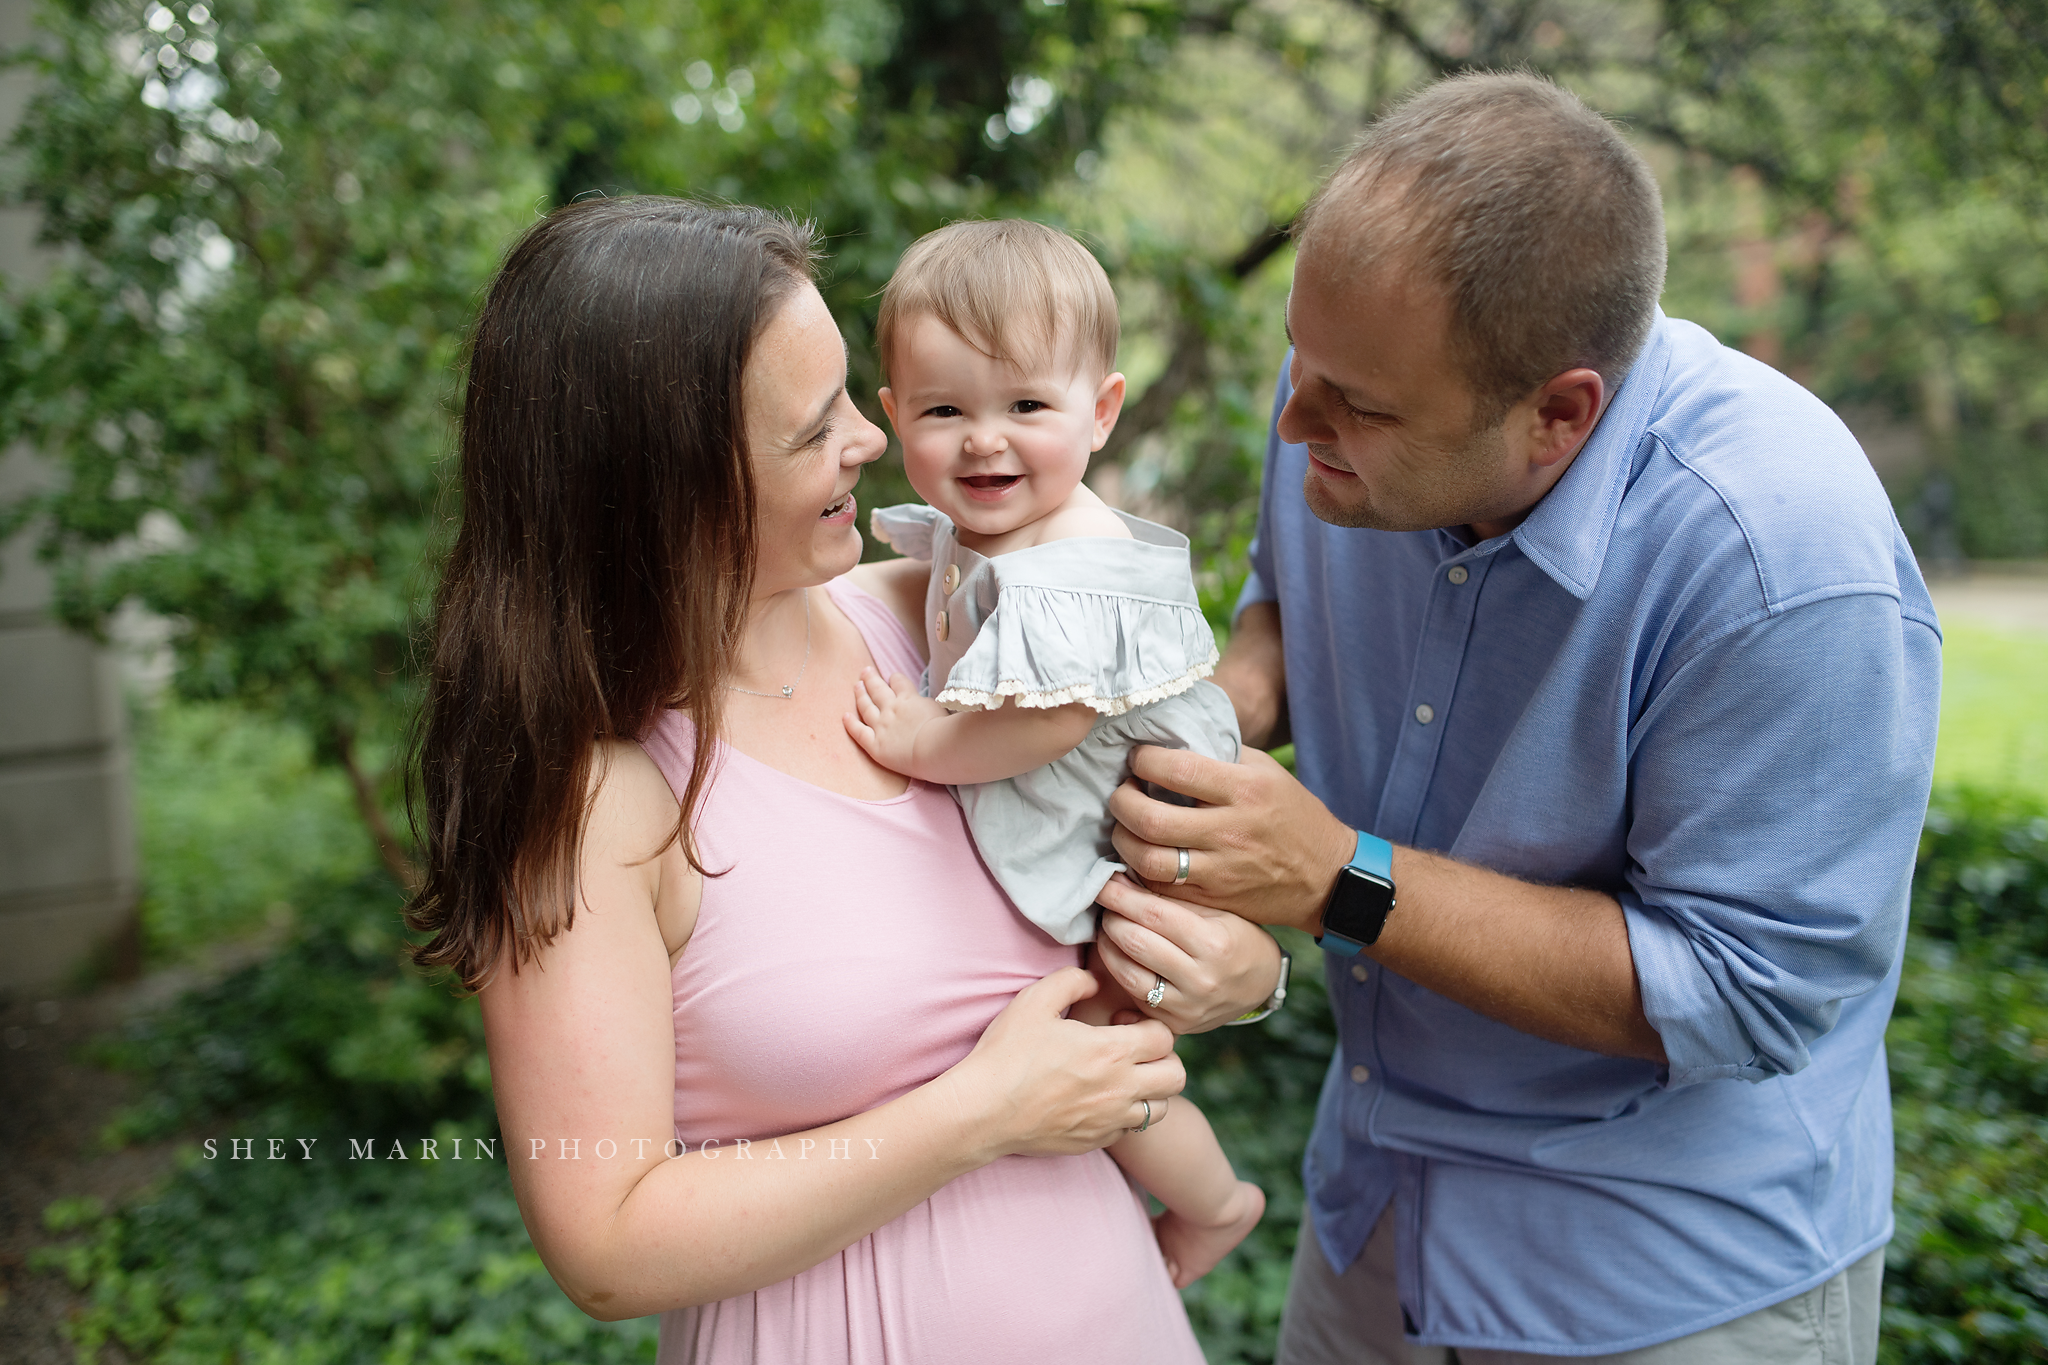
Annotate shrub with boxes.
[37,1145,656,1364]
[1884,789,2048,1364]
[94,873,490,1145]
[131,699,376,961]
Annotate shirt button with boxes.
[1350,963,1369,983]
[935,610,949,642]
[1414,703,1435,725]
[1447,564,1469,585]
[1351,1064,1371,1084]
[942,563,961,594]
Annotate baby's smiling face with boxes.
[880,313,1123,550]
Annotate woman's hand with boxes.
[940,966,1185,1162]
[1094,873,1288,1033]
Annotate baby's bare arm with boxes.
[846,667,1096,785]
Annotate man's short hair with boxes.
[877,219,1118,382]
[1297,72,1667,424]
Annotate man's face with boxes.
[1280,243,1522,535]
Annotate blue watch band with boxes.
[1351,828,1393,881]
[1317,829,1396,956]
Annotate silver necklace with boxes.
[729,589,811,699]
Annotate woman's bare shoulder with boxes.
[587,739,701,962]
[845,556,930,652]
[478,740,697,1019]
[587,738,682,835]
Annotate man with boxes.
[1096,72,1941,1362]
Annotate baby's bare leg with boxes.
[1109,1096,1264,1289]
[1077,950,1265,1288]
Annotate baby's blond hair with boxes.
[877,220,1118,382]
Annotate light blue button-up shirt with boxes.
[1239,314,1941,1355]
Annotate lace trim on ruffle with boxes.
[935,647,1220,718]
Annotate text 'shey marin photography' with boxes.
[200,1136,890,1161]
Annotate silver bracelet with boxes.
[1223,946,1291,1026]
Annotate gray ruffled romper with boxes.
[871,504,1242,946]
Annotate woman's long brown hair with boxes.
[407,198,817,992]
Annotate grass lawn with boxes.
[1934,619,2048,801]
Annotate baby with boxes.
[845,219,1264,1288]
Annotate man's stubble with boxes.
[1298,416,1512,535]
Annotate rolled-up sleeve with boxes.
[1622,591,1942,1086]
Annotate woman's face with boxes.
[743,282,888,599]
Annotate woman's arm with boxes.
[483,743,1181,1320]
[844,555,930,651]
[845,666,1097,785]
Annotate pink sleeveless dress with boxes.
[639,576,1205,1364]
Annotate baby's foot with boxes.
[1154,1180,1265,1289]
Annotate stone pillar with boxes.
[0,0,142,995]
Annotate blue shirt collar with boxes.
[1506,313,1674,601]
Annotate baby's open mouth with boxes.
[961,475,1023,491]
[820,492,855,518]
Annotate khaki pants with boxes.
[1276,1208,1883,1365]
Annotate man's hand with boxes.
[1093,874,1287,1034]
[1107,746,1354,935]
[845,667,948,776]
[1109,743,1667,1062]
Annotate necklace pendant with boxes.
[780,685,794,698]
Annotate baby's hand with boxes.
[845,667,948,777]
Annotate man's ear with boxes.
[878,386,899,430]
[1525,369,1604,469]
[1091,372,1128,450]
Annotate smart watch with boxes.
[1317,830,1396,956]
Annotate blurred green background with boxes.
[4,0,2046,1360]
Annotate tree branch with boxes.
[1099,314,1208,468]
[1621,105,1816,202]
[1342,0,1458,75]
[1099,215,1297,468]
[335,724,422,891]
[1229,219,1294,280]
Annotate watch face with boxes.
[1324,866,1396,946]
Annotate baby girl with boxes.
[845,219,1264,1287]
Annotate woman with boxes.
[407,197,1208,1360]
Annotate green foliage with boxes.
[1651,0,2048,558]
[0,0,548,788]
[1177,928,1332,1361]
[1906,787,2048,959]
[133,696,376,957]
[1883,788,2048,1364]
[95,871,491,1145]
[1888,1102,2048,1363]
[34,1147,658,1364]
